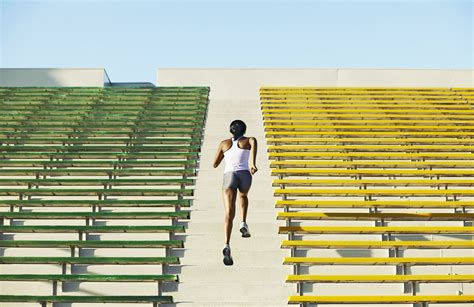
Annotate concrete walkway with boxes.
[167,96,293,306]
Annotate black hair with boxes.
[229,119,246,140]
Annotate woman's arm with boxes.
[248,137,258,175]
[213,141,225,168]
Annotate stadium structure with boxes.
[0,67,472,307]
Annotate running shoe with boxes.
[223,245,233,266]
[240,222,251,238]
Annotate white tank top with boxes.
[223,136,250,173]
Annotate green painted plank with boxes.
[0,160,198,167]
[0,145,201,151]
[0,169,196,176]
[0,178,195,186]
[0,295,173,303]
[0,130,204,136]
[0,256,179,265]
[1,152,199,159]
[0,211,190,220]
[0,274,178,282]
[0,189,193,197]
[0,240,183,248]
[0,199,191,207]
[0,225,185,233]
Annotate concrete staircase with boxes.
[166,96,293,306]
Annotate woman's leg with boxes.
[238,170,253,223]
[239,189,249,223]
[223,188,237,244]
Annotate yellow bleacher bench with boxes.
[283,256,474,266]
[279,226,474,235]
[275,200,474,209]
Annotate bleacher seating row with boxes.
[0,86,209,306]
[260,87,474,306]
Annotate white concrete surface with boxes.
[166,92,294,306]
[0,68,108,87]
[156,68,474,100]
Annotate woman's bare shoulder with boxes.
[220,138,232,150]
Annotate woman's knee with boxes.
[225,210,235,221]
[239,189,249,198]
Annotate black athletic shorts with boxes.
[222,170,252,191]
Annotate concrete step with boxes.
[175,249,290,266]
[171,281,292,303]
[176,266,290,282]
[184,222,284,234]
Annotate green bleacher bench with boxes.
[0,138,202,146]
[0,188,194,197]
[0,178,195,187]
[0,152,199,159]
[0,256,179,265]
[0,199,191,208]
[0,295,173,305]
[0,240,183,248]
[0,169,196,177]
[0,144,201,152]
[0,225,185,234]
[0,211,190,220]
[0,159,198,168]
[0,274,178,283]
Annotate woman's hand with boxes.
[250,164,258,175]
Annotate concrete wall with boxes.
[156,68,474,100]
[0,68,107,87]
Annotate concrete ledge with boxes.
[156,68,474,100]
[0,68,108,87]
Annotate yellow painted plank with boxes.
[281,240,474,249]
[264,125,474,131]
[268,151,474,158]
[284,256,474,265]
[277,212,474,221]
[279,226,474,234]
[272,169,472,176]
[275,200,474,208]
[262,102,469,107]
[274,189,474,196]
[266,137,474,144]
[264,119,474,124]
[268,144,474,150]
[273,179,474,186]
[262,105,472,111]
[288,295,474,304]
[270,161,474,168]
[263,114,473,119]
[262,108,474,114]
[266,131,474,136]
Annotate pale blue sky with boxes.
[1,0,472,83]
